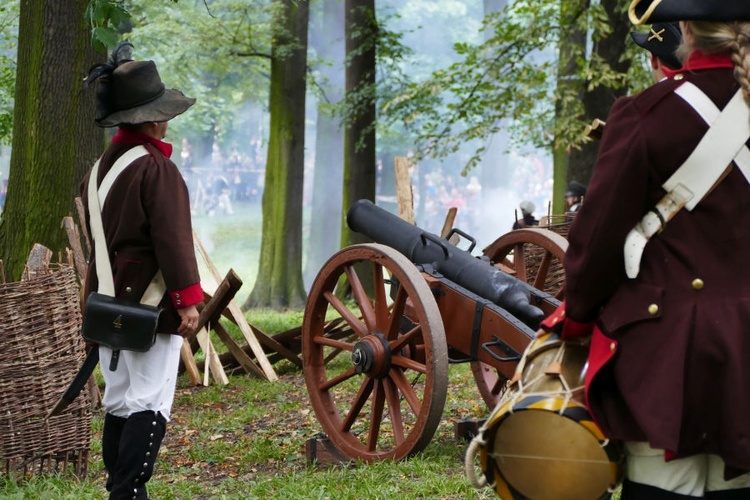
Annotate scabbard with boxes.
[45,347,99,419]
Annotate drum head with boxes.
[491,407,617,500]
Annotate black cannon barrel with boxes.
[346,199,544,328]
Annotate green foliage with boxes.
[85,0,133,52]
[0,1,18,145]
[126,1,278,151]
[379,0,654,174]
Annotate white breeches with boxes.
[99,333,183,421]
[626,442,750,496]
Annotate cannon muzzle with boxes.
[347,199,544,328]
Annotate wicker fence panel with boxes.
[0,266,91,478]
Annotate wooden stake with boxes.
[181,339,202,385]
[61,216,88,283]
[74,197,91,255]
[193,230,278,381]
[394,156,415,224]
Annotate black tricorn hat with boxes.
[565,181,587,198]
[95,60,195,128]
[631,22,683,70]
[629,0,750,25]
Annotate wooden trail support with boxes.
[62,198,279,389]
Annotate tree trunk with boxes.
[305,0,345,289]
[341,0,377,250]
[244,0,309,309]
[551,0,589,214]
[568,0,631,185]
[0,0,103,280]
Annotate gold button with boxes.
[648,304,659,315]
[610,342,616,352]
[692,279,704,290]
[674,74,684,80]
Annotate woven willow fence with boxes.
[0,266,92,478]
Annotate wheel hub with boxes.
[351,332,391,378]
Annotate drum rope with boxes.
[487,452,611,464]
[465,432,493,488]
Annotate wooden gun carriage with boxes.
[302,199,569,462]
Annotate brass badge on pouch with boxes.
[113,315,123,330]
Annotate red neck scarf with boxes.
[112,128,173,158]
[664,50,734,79]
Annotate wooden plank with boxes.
[219,310,302,367]
[211,320,266,378]
[186,269,243,340]
[455,418,486,442]
[394,156,414,224]
[305,436,352,467]
[196,327,229,385]
[181,339,203,385]
[440,207,461,246]
[193,230,278,381]
[61,216,88,283]
[440,207,458,239]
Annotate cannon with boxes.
[302,199,568,462]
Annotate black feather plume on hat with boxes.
[86,42,134,122]
[85,41,134,86]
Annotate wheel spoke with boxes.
[345,264,377,332]
[383,377,405,445]
[391,354,428,374]
[323,290,368,337]
[319,367,357,391]
[372,262,390,327]
[390,323,421,352]
[386,284,407,340]
[313,336,355,351]
[389,368,421,414]
[342,376,374,433]
[533,250,552,290]
[514,243,527,282]
[367,380,386,451]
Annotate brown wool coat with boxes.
[564,66,750,471]
[81,141,201,334]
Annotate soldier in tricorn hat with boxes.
[540,1,750,497]
[631,22,683,82]
[81,43,203,499]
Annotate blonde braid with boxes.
[728,26,750,106]
[687,22,750,110]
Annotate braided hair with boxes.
[680,22,750,107]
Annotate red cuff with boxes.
[561,316,595,340]
[540,302,567,332]
[170,283,203,309]
[540,301,595,340]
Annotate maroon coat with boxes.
[559,52,750,472]
[81,131,202,334]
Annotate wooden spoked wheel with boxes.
[302,243,449,462]
[471,228,568,409]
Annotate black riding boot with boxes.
[102,413,128,492]
[108,410,167,500]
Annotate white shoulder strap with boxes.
[87,146,166,305]
[624,87,750,278]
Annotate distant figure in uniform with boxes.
[512,200,539,229]
[564,180,586,214]
[631,22,683,82]
[540,1,750,497]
